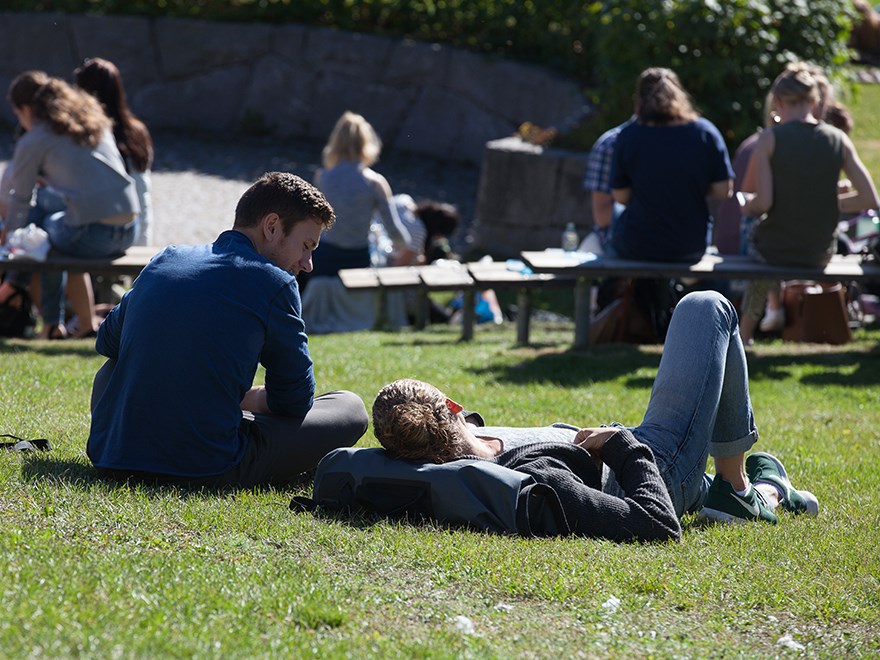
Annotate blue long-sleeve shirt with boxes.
[87,230,315,477]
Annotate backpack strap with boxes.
[0,434,51,451]
[289,496,318,512]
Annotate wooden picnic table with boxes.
[338,260,573,343]
[0,245,162,277]
[520,250,880,350]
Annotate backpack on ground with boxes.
[0,284,36,338]
[291,447,568,537]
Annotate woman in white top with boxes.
[75,57,154,246]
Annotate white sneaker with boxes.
[759,307,785,333]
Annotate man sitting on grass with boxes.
[87,172,368,487]
[372,291,818,542]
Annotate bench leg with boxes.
[415,289,428,330]
[461,289,475,341]
[574,276,593,350]
[374,288,388,330]
[516,288,531,345]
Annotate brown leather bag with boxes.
[782,281,852,345]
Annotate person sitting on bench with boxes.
[87,172,369,487]
[372,291,818,542]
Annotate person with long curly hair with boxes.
[75,57,154,246]
[0,71,139,338]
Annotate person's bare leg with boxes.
[739,315,758,345]
[714,454,747,491]
[766,287,782,312]
[67,272,98,337]
[0,281,17,305]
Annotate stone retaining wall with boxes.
[0,11,587,164]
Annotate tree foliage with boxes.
[592,0,855,145]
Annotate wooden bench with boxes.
[520,250,880,349]
[338,261,573,343]
[0,245,162,277]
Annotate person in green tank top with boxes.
[739,63,879,345]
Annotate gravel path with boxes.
[1,129,482,247]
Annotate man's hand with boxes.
[574,427,618,451]
[574,427,619,469]
[240,386,270,414]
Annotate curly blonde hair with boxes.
[322,111,382,169]
[9,73,111,147]
[372,379,470,463]
[635,67,699,125]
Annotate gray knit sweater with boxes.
[487,429,681,542]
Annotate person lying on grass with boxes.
[372,291,818,543]
[87,172,369,488]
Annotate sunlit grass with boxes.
[1,321,878,656]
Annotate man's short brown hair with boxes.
[234,172,335,234]
[372,379,469,464]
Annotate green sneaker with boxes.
[746,452,819,516]
[698,475,778,524]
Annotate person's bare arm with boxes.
[741,152,758,193]
[612,187,631,205]
[742,130,774,216]
[591,190,614,229]
[241,386,270,414]
[839,135,880,214]
[708,178,733,201]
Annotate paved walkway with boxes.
[1,129,481,247]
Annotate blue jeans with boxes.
[10,194,135,326]
[632,290,758,516]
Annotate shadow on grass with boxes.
[0,339,99,358]
[746,343,880,386]
[20,455,315,498]
[472,340,880,388]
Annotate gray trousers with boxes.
[91,360,369,488]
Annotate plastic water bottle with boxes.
[561,222,579,252]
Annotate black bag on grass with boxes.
[292,447,568,536]
[0,285,36,338]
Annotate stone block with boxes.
[156,17,274,78]
[394,88,512,163]
[239,55,315,137]
[472,137,593,256]
[303,27,395,81]
[269,23,308,62]
[307,76,415,148]
[0,12,77,79]
[448,50,586,128]
[382,39,450,87]
[69,14,161,91]
[136,65,251,132]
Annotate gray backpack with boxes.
[292,447,567,536]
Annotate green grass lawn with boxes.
[850,82,880,182]
[2,76,880,659]
[2,322,879,657]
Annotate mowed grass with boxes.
[2,76,880,659]
[1,322,879,657]
[850,82,880,182]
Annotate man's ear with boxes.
[261,212,282,242]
